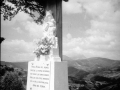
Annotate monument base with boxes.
[50,61,68,90]
[26,61,68,90]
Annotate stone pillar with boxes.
[26,1,68,90]
[46,0,62,60]
[26,61,68,90]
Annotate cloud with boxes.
[63,0,82,14]
[1,12,32,26]
[63,33,120,60]
[13,27,23,33]
[66,33,72,39]
[1,10,44,62]
[1,40,35,62]
[1,0,120,61]
[63,0,120,22]
[23,21,43,38]
[62,0,111,15]
[1,11,43,39]
[63,0,120,60]
[78,0,120,23]
[82,0,110,17]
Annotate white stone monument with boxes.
[27,10,68,90]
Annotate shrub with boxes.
[0,71,25,90]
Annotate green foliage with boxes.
[1,0,46,24]
[68,65,120,90]
[0,37,5,43]
[1,0,68,24]
[0,65,27,90]
[0,65,14,76]
[0,71,25,90]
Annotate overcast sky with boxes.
[1,0,120,62]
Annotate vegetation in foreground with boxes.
[0,65,27,90]
[1,58,120,90]
[68,66,120,90]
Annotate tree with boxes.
[1,0,68,58]
[0,37,5,44]
[1,0,68,24]
[0,71,25,90]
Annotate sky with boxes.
[1,0,120,62]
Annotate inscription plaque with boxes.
[27,62,51,90]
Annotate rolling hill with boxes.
[68,57,120,71]
[1,61,29,70]
[67,57,120,90]
[1,56,120,90]
[1,56,120,71]
[1,55,71,70]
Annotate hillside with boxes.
[1,56,120,90]
[68,57,120,71]
[1,61,28,70]
[1,55,72,70]
[1,56,120,72]
[67,57,120,90]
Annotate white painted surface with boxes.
[27,61,68,90]
[27,61,51,90]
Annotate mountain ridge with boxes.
[1,56,120,90]
[1,56,120,71]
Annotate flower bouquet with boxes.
[34,36,55,57]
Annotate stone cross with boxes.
[27,1,68,90]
